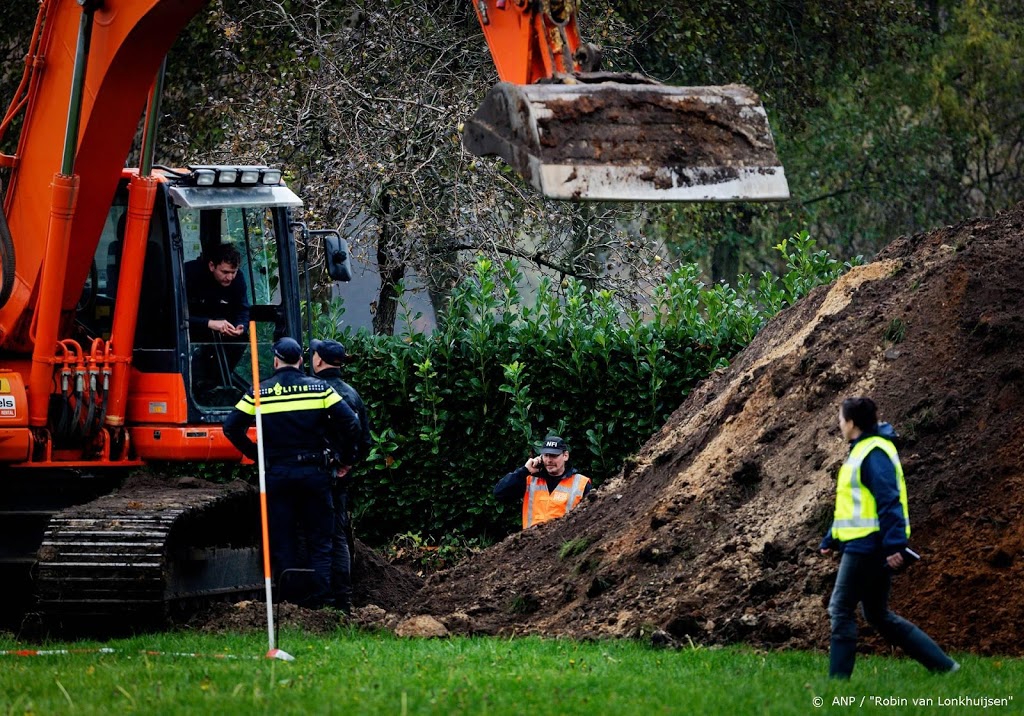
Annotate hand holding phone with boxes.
[888,547,921,573]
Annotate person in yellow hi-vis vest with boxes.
[819,397,959,679]
[494,435,592,529]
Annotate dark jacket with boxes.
[494,464,593,503]
[821,423,908,555]
[223,366,360,466]
[315,367,372,464]
[184,258,250,336]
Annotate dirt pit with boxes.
[184,537,423,634]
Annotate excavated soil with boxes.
[405,203,1024,656]
[539,84,779,165]
[182,538,423,634]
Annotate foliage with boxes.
[382,530,488,574]
[558,537,593,560]
[333,237,850,544]
[600,1,1024,277]
[927,0,1024,217]
[0,631,1012,716]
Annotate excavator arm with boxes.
[0,0,207,352]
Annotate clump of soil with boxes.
[410,203,1024,656]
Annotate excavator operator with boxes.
[184,242,250,399]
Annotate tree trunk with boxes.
[710,238,739,285]
[372,189,405,336]
[570,204,600,291]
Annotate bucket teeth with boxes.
[465,81,789,202]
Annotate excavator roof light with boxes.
[186,165,283,187]
[193,169,216,186]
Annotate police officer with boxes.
[224,337,359,608]
[310,338,371,612]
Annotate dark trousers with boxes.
[330,488,353,611]
[828,551,955,678]
[267,465,334,608]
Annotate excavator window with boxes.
[178,205,285,408]
[77,188,173,356]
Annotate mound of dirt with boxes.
[352,538,425,612]
[411,204,1024,656]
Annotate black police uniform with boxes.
[314,364,371,612]
[224,363,359,607]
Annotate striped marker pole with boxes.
[249,322,295,662]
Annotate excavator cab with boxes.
[73,167,305,453]
[466,2,789,202]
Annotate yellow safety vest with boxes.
[522,473,591,529]
[831,436,910,542]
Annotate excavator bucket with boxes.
[464,80,789,202]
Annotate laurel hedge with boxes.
[315,232,855,544]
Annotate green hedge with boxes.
[315,232,855,543]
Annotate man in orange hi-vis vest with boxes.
[494,435,593,529]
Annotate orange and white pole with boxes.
[249,322,294,662]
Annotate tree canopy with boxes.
[2,0,1021,328]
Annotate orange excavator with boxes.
[0,0,787,629]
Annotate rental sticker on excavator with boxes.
[0,395,15,418]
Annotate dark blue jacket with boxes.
[223,366,360,467]
[184,258,250,336]
[821,423,909,555]
[315,367,372,464]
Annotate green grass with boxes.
[0,630,1020,715]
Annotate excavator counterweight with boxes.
[465,80,789,202]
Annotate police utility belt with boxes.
[267,449,333,470]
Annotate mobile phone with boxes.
[892,547,920,573]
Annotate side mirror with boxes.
[312,230,352,282]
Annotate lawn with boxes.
[0,629,1019,715]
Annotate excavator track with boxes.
[33,478,262,630]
